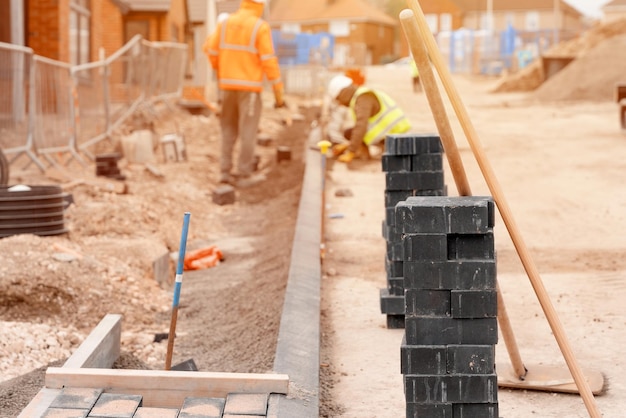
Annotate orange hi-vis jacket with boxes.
[203,0,283,93]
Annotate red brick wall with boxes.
[28,0,63,59]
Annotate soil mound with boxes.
[492,17,626,98]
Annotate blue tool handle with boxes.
[172,212,191,307]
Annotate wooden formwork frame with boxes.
[19,314,289,416]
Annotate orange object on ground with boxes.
[184,245,224,270]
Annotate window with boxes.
[525,11,540,31]
[70,0,90,65]
[329,20,350,37]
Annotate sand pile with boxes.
[492,17,626,98]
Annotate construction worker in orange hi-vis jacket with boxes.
[203,0,285,188]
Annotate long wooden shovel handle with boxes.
[400,8,527,382]
[404,1,601,416]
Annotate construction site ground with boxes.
[2,25,626,417]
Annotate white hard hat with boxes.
[217,12,229,24]
[328,75,353,100]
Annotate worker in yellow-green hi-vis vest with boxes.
[327,75,411,163]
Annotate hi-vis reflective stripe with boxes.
[219,18,262,53]
[219,78,264,88]
[350,87,411,145]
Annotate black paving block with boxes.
[49,387,103,410]
[401,337,447,375]
[404,288,450,317]
[381,221,403,242]
[386,314,405,329]
[447,233,495,260]
[380,288,405,315]
[385,257,404,278]
[453,402,499,418]
[385,206,397,226]
[447,345,496,375]
[387,239,404,261]
[403,260,496,290]
[384,133,442,155]
[89,393,142,418]
[212,184,236,205]
[412,153,444,171]
[385,171,445,191]
[404,374,498,404]
[276,146,292,162]
[396,196,494,234]
[450,290,498,318]
[405,317,498,345]
[406,403,453,418]
[384,190,415,207]
[387,276,404,296]
[382,154,412,172]
[415,187,448,196]
[179,397,225,418]
[403,233,448,261]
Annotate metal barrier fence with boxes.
[0,36,187,171]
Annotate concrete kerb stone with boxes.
[270,146,322,418]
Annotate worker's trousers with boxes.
[219,89,262,178]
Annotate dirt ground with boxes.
[1,50,626,418]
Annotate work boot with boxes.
[236,173,266,189]
[219,173,236,186]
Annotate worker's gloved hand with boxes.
[332,143,349,157]
[337,150,355,163]
[273,84,286,109]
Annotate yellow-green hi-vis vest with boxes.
[349,87,412,145]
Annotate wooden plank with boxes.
[63,314,122,369]
[45,368,289,409]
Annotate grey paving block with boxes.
[381,154,412,172]
[88,393,142,418]
[450,290,498,318]
[43,408,89,418]
[223,393,268,415]
[381,221,402,242]
[212,184,236,205]
[400,337,447,375]
[385,206,397,226]
[379,288,405,315]
[387,239,404,261]
[404,288,450,317]
[134,407,180,418]
[49,387,103,410]
[404,374,498,403]
[403,233,448,261]
[395,204,447,234]
[404,317,498,345]
[403,260,496,290]
[447,345,496,375]
[414,187,447,196]
[406,402,452,418]
[447,233,495,260]
[179,397,225,418]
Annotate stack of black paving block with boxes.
[396,196,499,417]
[95,153,125,180]
[380,134,447,329]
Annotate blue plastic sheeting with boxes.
[272,31,334,66]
